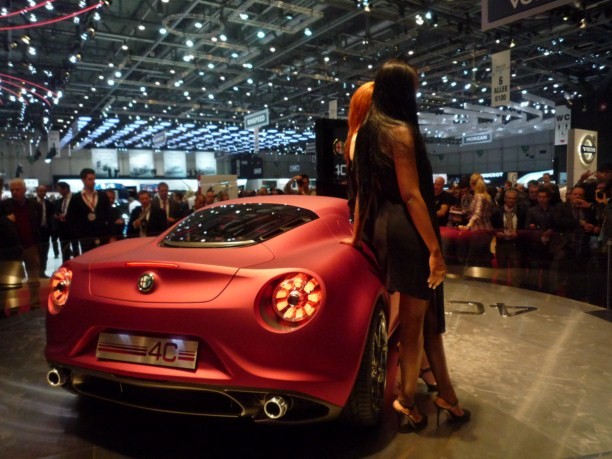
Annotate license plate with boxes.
[96,332,198,370]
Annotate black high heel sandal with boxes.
[419,367,438,392]
[434,395,471,426]
[393,399,428,431]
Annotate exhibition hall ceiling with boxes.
[0,0,611,154]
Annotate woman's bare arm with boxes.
[391,126,445,288]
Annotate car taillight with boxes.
[272,273,322,324]
[48,267,72,315]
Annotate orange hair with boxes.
[344,81,374,162]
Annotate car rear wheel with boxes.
[344,304,388,427]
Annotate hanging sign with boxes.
[554,105,571,145]
[152,130,166,148]
[462,132,492,145]
[244,109,269,130]
[482,0,574,31]
[491,50,511,107]
[47,131,60,156]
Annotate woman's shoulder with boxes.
[389,123,413,141]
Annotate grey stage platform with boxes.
[1,277,611,459]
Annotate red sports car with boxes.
[45,195,397,425]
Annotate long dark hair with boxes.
[371,59,420,127]
[353,59,435,239]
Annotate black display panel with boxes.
[315,118,348,199]
[230,154,264,179]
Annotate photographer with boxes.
[284,174,316,196]
[127,190,167,238]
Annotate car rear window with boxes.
[162,203,318,248]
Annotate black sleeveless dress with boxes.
[352,123,445,333]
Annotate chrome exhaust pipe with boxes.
[47,367,69,387]
[263,396,289,419]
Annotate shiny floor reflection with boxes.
[1,277,611,459]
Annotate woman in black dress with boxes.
[349,59,470,429]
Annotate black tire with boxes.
[343,303,388,427]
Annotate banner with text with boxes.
[491,50,511,107]
[554,105,571,145]
[482,0,574,30]
[47,131,60,157]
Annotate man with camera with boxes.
[284,174,316,195]
[128,190,168,238]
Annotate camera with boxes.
[596,190,604,199]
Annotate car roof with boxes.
[206,195,349,218]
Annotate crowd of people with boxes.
[0,170,243,316]
[0,168,318,313]
[436,165,612,305]
[1,156,610,315]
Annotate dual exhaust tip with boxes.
[47,367,69,387]
[263,395,290,419]
[46,368,291,420]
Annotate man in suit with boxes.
[35,185,54,277]
[128,190,168,238]
[153,182,183,226]
[550,185,598,299]
[491,189,527,287]
[524,186,556,292]
[1,178,42,309]
[67,168,114,253]
[54,181,80,262]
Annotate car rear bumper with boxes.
[46,363,343,423]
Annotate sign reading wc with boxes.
[244,109,269,130]
[462,132,492,146]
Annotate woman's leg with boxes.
[397,293,429,416]
[423,303,467,416]
[420,353,437,387]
